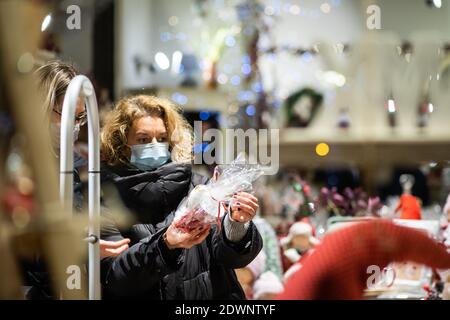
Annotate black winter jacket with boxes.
[100,162,263,300]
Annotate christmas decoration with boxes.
[315,187,383,217]
[284,88,323,128]
[394,174,422,220]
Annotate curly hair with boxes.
[101,95,193,166]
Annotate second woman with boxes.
[100,95,263,299]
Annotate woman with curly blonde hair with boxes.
[99,95,262,300]
[101,95,193,167]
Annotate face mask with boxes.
[50,122,81,152]
[130,142,171,170]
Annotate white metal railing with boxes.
[60,75,101,300]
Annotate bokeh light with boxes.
[316,143,330,157]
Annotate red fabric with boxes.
[395,194,421,220]
[2,185,35,216]
[277,220,450,300]
[279,244,295,272]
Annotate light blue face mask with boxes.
[130,142,171,170]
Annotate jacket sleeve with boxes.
[100,213,185,297]
[207,215,263,269]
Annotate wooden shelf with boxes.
[279,141,450,166]
[275,128,450,168]
[279,127,450,144]
[274,131,450,193]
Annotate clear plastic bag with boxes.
[173,153,264,233]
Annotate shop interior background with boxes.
[45,0,450,222]
[1,0,450,301]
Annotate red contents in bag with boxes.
[174,208,209,233]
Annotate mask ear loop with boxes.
[210,195,233,239]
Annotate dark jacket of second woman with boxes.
[100,162,263,299]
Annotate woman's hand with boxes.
[164,222,211,250]
[230,192,259,223]
[100,238,131,258]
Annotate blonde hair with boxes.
[101,95,193,166]
[34,61,79,156]
[35,61,78,116]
